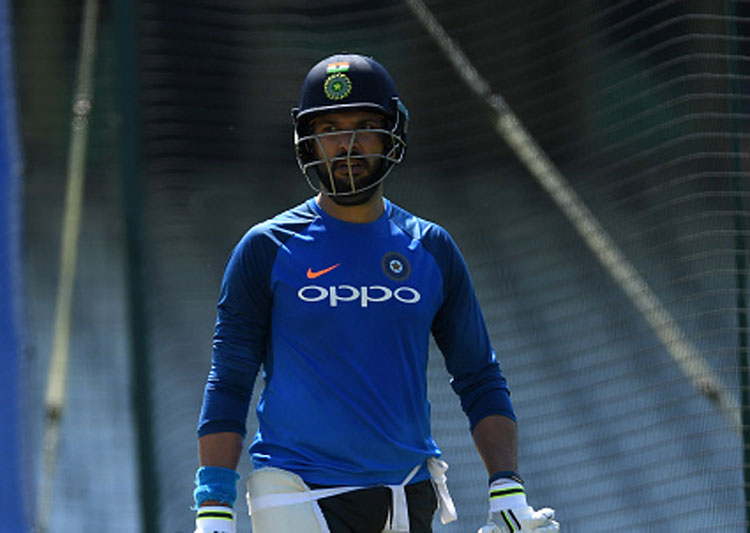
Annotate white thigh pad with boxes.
[246,467,331,533]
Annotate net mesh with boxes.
[16,0,749,531]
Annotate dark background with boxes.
[14,0,749,531]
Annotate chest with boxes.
[269,223,444,329]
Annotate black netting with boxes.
[18,1,749,531]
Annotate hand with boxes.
[477,478,559,532]
[194,505,236,533]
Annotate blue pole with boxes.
[0,0,31,530]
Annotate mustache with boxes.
[330,152,368,170]
[331,149,363,160]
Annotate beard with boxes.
[329,184,380,206]
[317,156,384,206]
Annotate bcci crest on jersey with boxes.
[297,284,421,307]
[382,251,411,282]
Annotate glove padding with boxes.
[477,478,559,532]
[195,505,235,533]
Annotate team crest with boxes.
[324,73,353,101]
[382,252,411,282]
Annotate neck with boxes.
[316,188,385,223]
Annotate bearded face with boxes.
[306,110,390,205]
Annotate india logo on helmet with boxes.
[324,73,353,101]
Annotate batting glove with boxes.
[194,505,236,533]
[477,478,559,532]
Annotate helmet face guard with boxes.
[292,54,409,199]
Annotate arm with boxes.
[194,230,274,531]
[197,432,243,508]
[475,416,560,532]
[199,431,243,470]
[196,228,274,498]
[472,414,518,476]
[426,231,558,529]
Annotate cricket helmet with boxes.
[291,53,409,199]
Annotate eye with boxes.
[313,123,339,135]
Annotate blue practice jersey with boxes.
[198,198,514,486]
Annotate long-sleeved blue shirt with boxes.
[198,198,514,486]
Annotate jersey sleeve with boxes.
[426,226,516,430]
[197,225,276,437]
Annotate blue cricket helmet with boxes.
[292,53,409,198]
[293,53,407,130]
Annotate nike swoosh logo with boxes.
[306,263,341,279]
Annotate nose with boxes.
[332,131,359,154]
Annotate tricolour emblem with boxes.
[326,61,350,74]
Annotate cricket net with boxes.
[14,0,749,531]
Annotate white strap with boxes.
[248,485,359,515]
[248,459,457,530]
[427,457,457,525]
[384,464,422,532]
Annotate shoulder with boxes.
[387,201,454,250]
[387,202,469,293]
[238,199,318,251]
[226,200,319,278]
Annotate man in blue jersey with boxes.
[193,53,559,533]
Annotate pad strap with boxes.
[384,464,422,531]
[248,485,360,514]
[426,458,457,525]
[248,458,458,530]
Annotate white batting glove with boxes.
[194,505,236,533]
[477,479,559,532]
